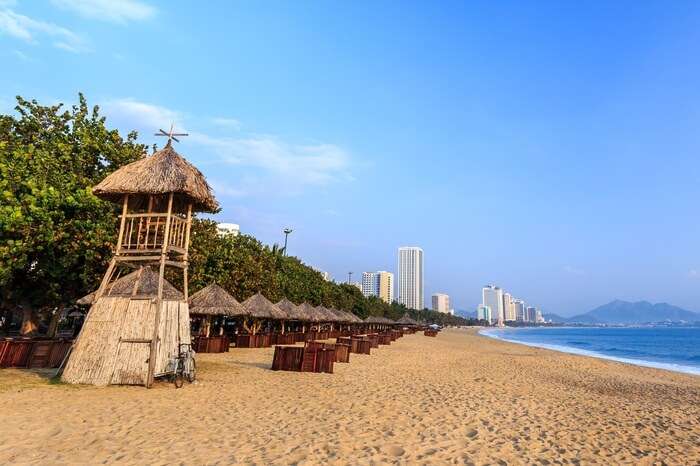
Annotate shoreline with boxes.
[479,327,700,377]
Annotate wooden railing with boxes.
[119,213,188,254]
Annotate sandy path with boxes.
[0,328,698,465]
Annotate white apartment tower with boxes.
[432,293,450,313]
[398,247,424,310]
[482,285,504,324]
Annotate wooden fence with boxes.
[0,339,72,369]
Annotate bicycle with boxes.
[171,343,196,388]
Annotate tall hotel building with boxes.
[503,292,516,321]
[482,285,504,324]
[361,271,394,304]
[432,293,450,313]
[397,247,424,310]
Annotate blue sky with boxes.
[3,0,700,315]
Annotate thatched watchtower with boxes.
[62,141,218,387]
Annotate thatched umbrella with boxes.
[92,142,219,213]
[76,266,183,305]
[276,298,310,333]
[396,313,419,326]
[241,292,286,335]
[189,284,244,337]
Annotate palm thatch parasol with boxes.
[396,313,419,326]
[189,283,245,316]
[77,266,183,305]
[241,293,286,320]
[315,305,340,323]
[92,142,219,212]
[299,303,323,322]
[276,298,310,321]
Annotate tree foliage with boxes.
[0,95,144,330]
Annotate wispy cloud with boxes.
[101,98,353,196]
[563,265,585,276]
[191,132,352,187]
[11,49,32,61]
[689,269,699,279]
[101,97,185,133]
[0,6,88,52]
[50,0,156,24]
[211,117,241,130]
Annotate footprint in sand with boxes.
[466,429,478,439]
[382,445,405,457]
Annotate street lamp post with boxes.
[283,228,293,255]
[347,271,353,284]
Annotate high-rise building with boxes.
[482,285,503,324]
[535,308,544,323]
[513,300,526,322]
[377,271,394,304]
[361,272,378,298]
[361,271,394,304]
[525,306,537,322]
[217,222,240,237]
[398,247,424,310]
[503,292,516,321]
[431,293,450,313]
[477,304,492,322]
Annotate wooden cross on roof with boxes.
[155,123,188,144]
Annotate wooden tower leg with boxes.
[147,193,174,388]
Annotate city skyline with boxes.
[3,2,700,316]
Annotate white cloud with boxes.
[563,265,585,276]
[12,49,31,61]
[101,98,185,133]
[50,0,156,24]
[100,98,353,195]
[689,269,699,278]
[211,117,241,130]
[191,132,352,186]
[0,7,87,52]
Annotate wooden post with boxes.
[147,193,173,388]
[95,195,129,301]
[183,203,192,300]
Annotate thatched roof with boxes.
[396,314,419,325]
[299,303,322,322]
[276,298,310,321]
[77,266,183,305]
[315,305,340,322]
[327,308,351,323]
[189,283,245,317]
[364,315,395,324]
[92,142,219,213]
[347,311,364,323]
[241,292,287,320]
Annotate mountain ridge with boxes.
[566,300,700,324]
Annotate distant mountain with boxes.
[542,312,567,323]
[567,300,700,324]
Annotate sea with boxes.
[480,326,700,376]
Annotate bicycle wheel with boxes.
[186,357,196,383]
[174,372,184,388]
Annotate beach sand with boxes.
[0,328,699,465]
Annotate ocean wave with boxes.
[478,329,700,376]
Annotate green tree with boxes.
[0,95,144,334]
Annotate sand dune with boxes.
[0,328,698,465]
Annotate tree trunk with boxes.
[47,306,63,338]
[20,308,38,336]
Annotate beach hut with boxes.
[188,284,244,352]
[236,293,286,347]
[276,298,310,332]
[62,140,218,387]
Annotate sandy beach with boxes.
[1,328,699,465]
